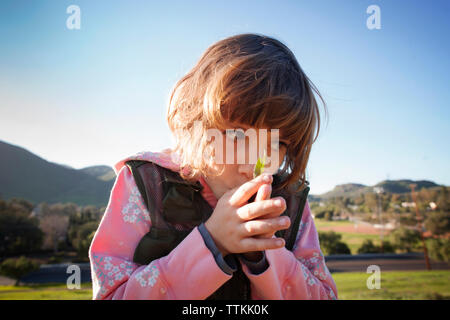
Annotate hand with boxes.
[241,181,286,261]
[204,173,290,257]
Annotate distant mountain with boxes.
[312,180,443,201]
[80,165,116,182]
[374,179,439,194]
[0,140,115,207]
[55,163,74,170]
[312,183,368,200]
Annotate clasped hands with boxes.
[204,173,290,262]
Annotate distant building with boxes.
[373,222,396,230]
[401,202,416,208]
[429,202,437,210]
[30,205,42,218]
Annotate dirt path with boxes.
[319,224,386,235]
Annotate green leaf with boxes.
[253,148,267,178]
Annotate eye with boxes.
[271,141,288,151]
[225,129,246,140]
[238,129,247,139]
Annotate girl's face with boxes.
[203,123,289,200]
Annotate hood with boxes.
[113,148,219,207]
[113,148,181,176]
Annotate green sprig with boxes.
[253,148,267,179]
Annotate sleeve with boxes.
[198,223,238,275]
[88,165,234,300]
[237,253,269,275]
[238,200,339,300]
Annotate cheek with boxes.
[222,164,241,187]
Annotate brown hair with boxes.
[167,33,327,192]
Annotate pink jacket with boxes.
[89,149,338,300]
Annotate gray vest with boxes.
[125,160,310,299]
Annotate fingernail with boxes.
[276,239,284,246]
[263,174,271,182]
[274,199,282,207]
[279,217,289,226]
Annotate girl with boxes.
[89,33,338,300]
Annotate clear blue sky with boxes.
[1,0,449,195]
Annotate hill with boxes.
[0,140,115,207]
[80,165,116,182]
[311,180,443,201]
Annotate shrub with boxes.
[0,208,44,256]
[357,239,395,254]
[391,227,421,253]
[357,239,379,254]
[0,256,41,286]
[380,240,396,253]
[47,256,63,264]
[426,238,450,262]
[333,241,351,255]
[76,230,96,261]
[318,231,351,255]
[424,211,450,236]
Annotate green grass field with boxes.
[0,282,92,300]
[0,270,448,299]
[333,270,450,300]
[314,218,392,254]
[314,219,355,228]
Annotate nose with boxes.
[238,164,254,180]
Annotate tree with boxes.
[390,227,421,253]
[364,193,377,213]
[39,214,69,253]
[0,199,44,257]
[436,187,450,212]
[77,230,96,261]
[71,221,99,260]
[357,239,379,254]
[318,231,351,255]
[314,205,336,221]
[424,211,450,236]
[381,240,395,253]
[0,256,40,286]
[357,239,395,254]
[9,198,34,213]
[426,238,450,262]
[67,206,101,251]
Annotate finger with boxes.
[239,237,285,252]
[241,217,290,237]
[256,232,276,239]
[255,232,275,239]
[255,183,272,202]
[228,174,273,207]
[258,209,287,219]
[236,197,286,220]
